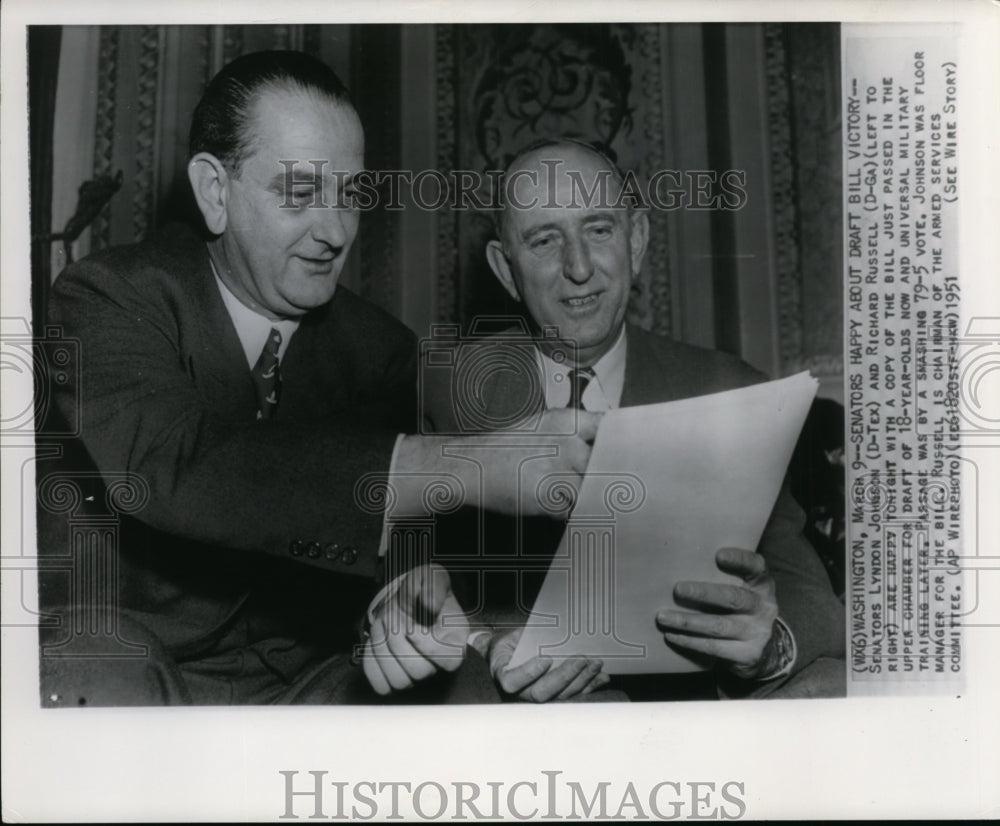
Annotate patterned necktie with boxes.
[251,328,282,420]
[566,367,595,410]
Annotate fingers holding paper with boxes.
[363,563,470,695]
[487,626,610,702]
[655,548,780,680]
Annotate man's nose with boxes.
[312,202,349,250]
[562,235,594,283]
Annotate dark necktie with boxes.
[251,328,282,420]
[566,367,595,410]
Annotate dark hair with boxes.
[189,50,353,174]
[493,136,627,243]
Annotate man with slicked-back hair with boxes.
[41,52,596,705]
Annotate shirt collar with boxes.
[211,261,299,368]
[538,325,628,411]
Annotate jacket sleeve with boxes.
[718,481,846,699]
[759,482,847,665]
[49,256,416,581]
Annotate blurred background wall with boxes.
[29,22,843,401]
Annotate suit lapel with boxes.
[621,324,673,407]
[165,228,355,423]
[279,299,352,419]
[622,323,754,407]
[169,230,258,420]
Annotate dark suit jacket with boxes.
[422,323,846,688]
[44,223,417,661]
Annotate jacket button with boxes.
[306,542,321,559]
[323,543,340,560]
[340,545,358,564]
[289,540,305,556]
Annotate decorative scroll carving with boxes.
[470,24,634,169]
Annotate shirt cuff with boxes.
[377,433,406,558]
[365,573,406,631]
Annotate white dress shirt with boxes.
[537,325,627,411]
[213,271,300,366]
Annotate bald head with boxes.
[485,138,650,367]
[496,138,628,247]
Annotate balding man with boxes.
[424,138,846,701]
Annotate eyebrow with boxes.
[269,172,319,191]
[267,171,359,189]
[581,211,621,224]
[520,223,561,242]
[519,212,619,240]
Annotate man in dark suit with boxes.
[423,138,846,701]
[40,53,596,705]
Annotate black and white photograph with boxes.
[2,0,998,820]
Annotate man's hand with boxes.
[477,408,602,518]
[655,548,781,680]
[396,409,602,519]
[363,564,469,695]
[481,626,609,702]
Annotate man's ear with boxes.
[628,210,650,279]
[187,152,230,236]
[485,239,521,301]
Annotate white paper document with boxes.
[510,371,819,674]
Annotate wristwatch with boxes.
[759,617,797,681]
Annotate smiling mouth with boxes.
[561,292,602,309]
[299,254,338,268]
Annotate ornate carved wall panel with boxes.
[448,23,674,334]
